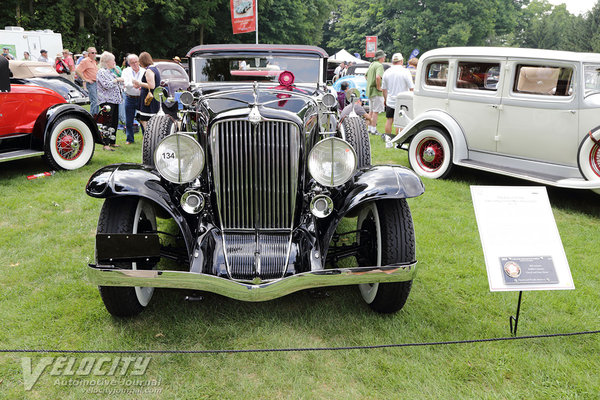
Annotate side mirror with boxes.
[348,88,360,101]
[153,86,169,104]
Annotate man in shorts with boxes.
[365,50,386,135]
[382,52,414,137]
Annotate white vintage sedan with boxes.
[392,47,600,193]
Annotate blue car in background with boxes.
[331,63,389,111]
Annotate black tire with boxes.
[43,115,95,170]
[97,197,157,317]
[408,127,453,179]
[142,114,176,167]
[357,199,415,313]
[342,116,371,168]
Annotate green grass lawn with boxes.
[1,117,599,399]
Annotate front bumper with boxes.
[88,262,417,302]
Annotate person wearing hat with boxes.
[365,49,386,134]
[38,49,50,63]
[381,52,414,139]
[62,49,75,81]
[2,47,14,60]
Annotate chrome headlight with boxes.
[155,133,205,183]
[308,137,357,187]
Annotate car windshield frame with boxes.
[584,63,600,97]
[191,55,321,84]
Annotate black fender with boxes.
[32,103,102,150]
[86,163,194,255]
[319,164,425,255]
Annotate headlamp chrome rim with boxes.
[154,133,205,184]
[308,137,357,187]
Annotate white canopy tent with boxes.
[329,49,367,64]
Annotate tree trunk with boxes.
[106,19,112,52]
[79,10,85,29]
[200,25,204,45]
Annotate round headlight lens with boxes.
[321,93,337,108]
[179,91,194,106]
[155,133,205,183]
[308,137,357,187]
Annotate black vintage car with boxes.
[86,44,425,317]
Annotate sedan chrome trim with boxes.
[88,262,418,302]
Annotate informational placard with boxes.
[365,36,377,58]
[230,0,257,34]
[471,186,574,292]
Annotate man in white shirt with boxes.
[333,61,346,81]
[382,52,414,136]
[121,54,146,144]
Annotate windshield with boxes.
[584,64,600,96]
[192,56,320,84]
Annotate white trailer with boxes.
[0,26,63,62]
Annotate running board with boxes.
[456,159,600,190]
[0,149,44,163]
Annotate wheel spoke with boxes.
[56,128,84,161]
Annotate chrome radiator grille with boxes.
[224,233,290,280]
[211,119,300,230]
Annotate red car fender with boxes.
[31,103,102,150]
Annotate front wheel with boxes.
[577,129,600,195]
[408,127,453,179]
[357,199,416,313]
[96,197,157,317]
[142,114,176,167]
[44,115,95,170]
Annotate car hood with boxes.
[10,76,89,103]
[197,83,319,115]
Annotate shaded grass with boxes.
[1,117,599,399]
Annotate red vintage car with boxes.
[0,56,100,170]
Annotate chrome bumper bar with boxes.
[88,262,418,302]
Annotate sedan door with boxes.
[495,60,579,167]
[447,60,503,153]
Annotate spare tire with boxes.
[142,114,177,167]
[342,116,371,168]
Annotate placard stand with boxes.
[471,186,575,336]
[509,291,523,336]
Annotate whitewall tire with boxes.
[44,116,95,170]
[408,127,453,179]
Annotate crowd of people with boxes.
[74,47,163,151]
[335,49,417,146]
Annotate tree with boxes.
[326,0,524,61]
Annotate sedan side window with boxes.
[456,62,500,91]
[514,65,573,96]
[425,61,449,87]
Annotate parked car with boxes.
[8,60,89,104]
[154,61,189,96]
[85,44,425,317]
[153,61,190,117]
[392,47,600,194]
[331,63,387,110]
[0,56,100,170]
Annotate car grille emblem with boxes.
[248,106,262,124]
